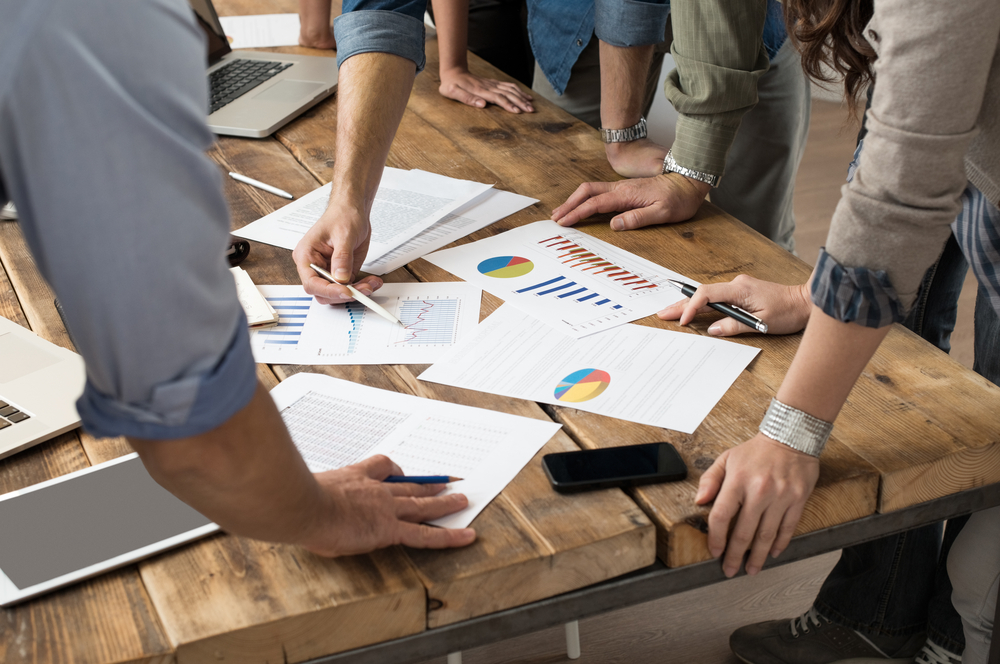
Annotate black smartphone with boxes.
[542,442,687,493]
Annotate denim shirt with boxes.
[334,0,786,96]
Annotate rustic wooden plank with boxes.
[0,219,176,664]
[387,368,655,627]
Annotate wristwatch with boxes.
[661,149,721,188]
[600,117,647,144]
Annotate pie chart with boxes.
[477,255,534,279]
[554,369,611,403]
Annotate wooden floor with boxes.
[419,99,979,664]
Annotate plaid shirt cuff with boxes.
[811,248,904,328]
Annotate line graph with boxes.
[395,299,461,345]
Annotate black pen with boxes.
[665,279,768,334]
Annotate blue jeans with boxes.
[814,232,972,653]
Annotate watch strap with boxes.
[600,117,647,143]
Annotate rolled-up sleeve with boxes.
[335,0,427,72]
[594,0,669,48]
[0,0,257,439]
[820,0,998,319]
[664,0,769,178]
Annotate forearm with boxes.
[299,0,335,47]
[775,306,891,422]
[431,0,469,73]
[130,382,329,546]
[330,52,416,213]
[599,41,653,130]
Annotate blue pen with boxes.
[384,475,463,484]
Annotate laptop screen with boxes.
[189,0,231,66]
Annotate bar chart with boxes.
[254,296,310,347]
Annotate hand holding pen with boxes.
[658,275,814,337]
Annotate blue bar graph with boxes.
[513,275,624,312]
[261,296,311,346]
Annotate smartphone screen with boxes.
[542,442,687,493]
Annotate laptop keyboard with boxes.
[209,59,293,114]
[0,398,30,431]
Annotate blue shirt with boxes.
[0,0,258,440]
[334,0,786,97]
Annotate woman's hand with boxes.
[658,274,812,336]
[697,433,820,577]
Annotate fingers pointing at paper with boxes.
[292,204,383,305]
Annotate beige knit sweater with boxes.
[824,0,1000,309]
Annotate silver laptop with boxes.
[0,316,85,461]
[191,0,339,138]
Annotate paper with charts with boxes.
[424,220,687,337]
[249,283,482,365]
[270,372,561,528]
[232,169,508,271]
[420,305,761,433]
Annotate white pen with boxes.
[228,172,293,199]
[309,263,404,327]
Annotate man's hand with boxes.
[439,68,533,113]
[659,275,812,336]
[697,433,820,577]
[301,455,476,557]
[551,172,710,230]
[292,201,383,304]
[604,139,668,178]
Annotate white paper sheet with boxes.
[361,189,538,275]
[424,220,688,337]
[270,372,561,528]
[232,169,494,264]
[249,282,483,365]
[218,14,301,49]
[420,305,761,434]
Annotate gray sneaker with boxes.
[913,641,961,664]
[0,202,16,220]
[730,607,926,664]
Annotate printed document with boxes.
[362,189,538,275]
[249,282,482,365]
[270,372,562,528]
[218,14,301,49]
[419,305,761,434]
[232,169,494,265]
[424,220,687,337]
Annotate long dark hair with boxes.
[784,0,876,114]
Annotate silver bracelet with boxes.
[661,149,721,188]
[600,117,647,143]
[758,398,833,458]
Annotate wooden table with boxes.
[2,3,1000,662]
